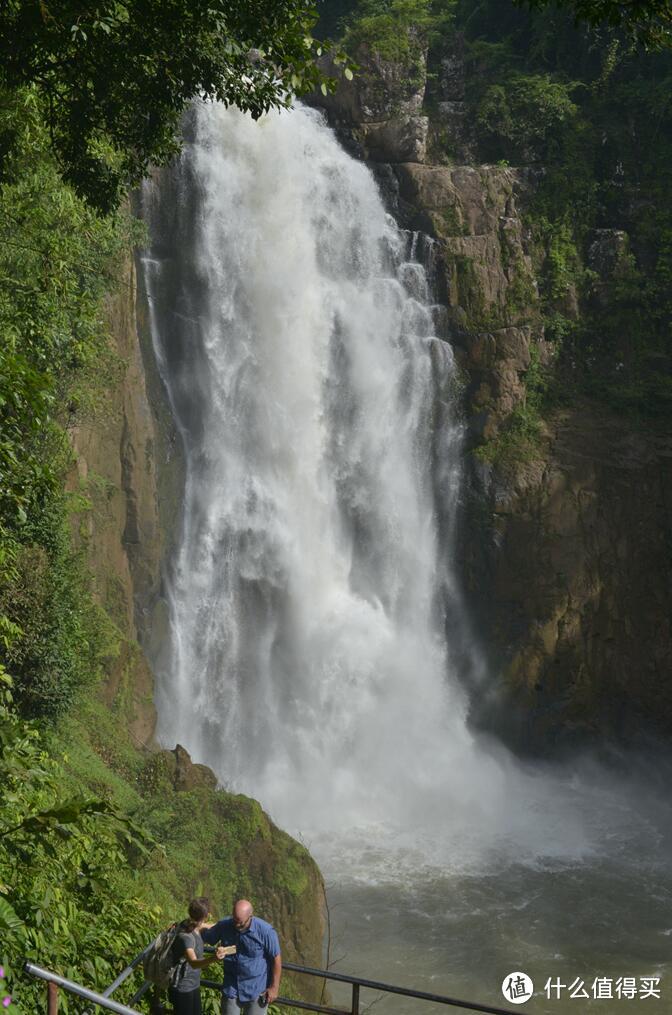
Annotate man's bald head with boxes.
[232,899,254,931]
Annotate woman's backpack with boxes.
[142,923,181,988]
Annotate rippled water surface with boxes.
[320,856,672,1014]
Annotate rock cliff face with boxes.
[313,42,672,751]
[316,43,429,162]
[68,254,166,746]
[387,161,545,440]
[311,49,544,444]
[465,409,672,750]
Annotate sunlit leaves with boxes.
[0,90,133,527]
[342,0,455,63]
[0,93,145,724]
[0,897,23,932]
[0,0,349,212]
[0,672,159,1011]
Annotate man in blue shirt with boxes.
[202,899,282,1013]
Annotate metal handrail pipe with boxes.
[100,944,518,1015]
[275,995,349,1015]
[128,981,153,1006]
[24,963,143,1015]
[200,982,348,1015]
[103,946,152,997]
[282,962,517,1015]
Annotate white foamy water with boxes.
[140,100,672,1010]
[139,99,650,862]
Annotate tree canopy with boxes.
[517,0,672,49]
[0,0,340,212]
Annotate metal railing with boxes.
[24,963,144,1015]
[25,949,519,1015]
[276,961,519,1015]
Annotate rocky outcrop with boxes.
[465,405,672,750]
[430,32,477,164]
[157,743,219,791]
[389,161,546,439]
[587,228,632,308]
[313,44,429,163]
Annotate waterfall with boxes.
[138,101,672,1012]
[140,101,596,874]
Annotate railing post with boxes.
[350,983,359,1015]
[47,981,59,1015]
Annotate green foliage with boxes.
[343,0,454,62]
[476,73,579,163]
[0,91,134,721]
[576,233,672,416]
[0,88,134,528]
[0,509,121,721]
[453,0,672,421]
[505,265,539,318]
[0,967,13,1012]
[545,221,582,298]
[528,215,590,306]
[0,670,160,1013]
[475,344,554,465]
[517,0,672,51]
[543,310,579,344]
[0,0,347,212]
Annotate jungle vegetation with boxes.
[1,0,671,1007]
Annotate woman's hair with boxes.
[185,897,210,931]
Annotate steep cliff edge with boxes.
[313,9,672,750]
[68,253,164,746]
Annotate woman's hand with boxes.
[214,946,228,960]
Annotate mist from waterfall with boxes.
[139,100,662,882]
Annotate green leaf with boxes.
[0,897,23,932]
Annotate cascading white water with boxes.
[140,99,519,852]
[140,100,672,1011]
[139,99,662,877]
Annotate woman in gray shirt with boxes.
[170,898,226,1015]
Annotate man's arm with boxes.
[200,921,222,945]
[266,953,281,1004]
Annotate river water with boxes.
[140,100,672,1014]
[312,763,672,1014]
